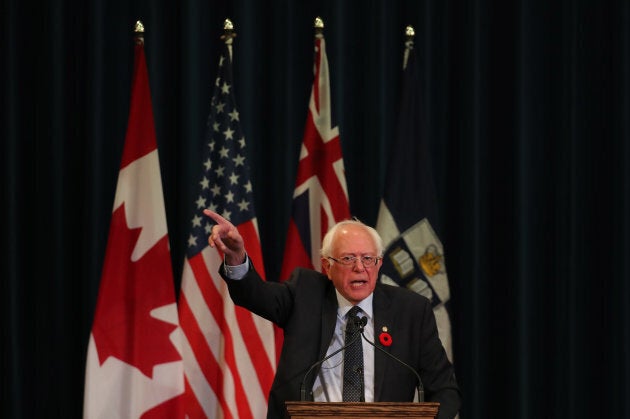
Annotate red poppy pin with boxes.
[379,326,392,347]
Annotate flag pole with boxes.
[221,18,236,60]
[221,17,237,42]
[403,25,415,70]
[133,20,145,45]
[314,16,324,38]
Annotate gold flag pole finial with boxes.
[134,20,145,45]
[404,25,415,47]
[221,18,237,44]
[314,16,324,38]
[403,25,415,70]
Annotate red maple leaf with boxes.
[92,203,180,378]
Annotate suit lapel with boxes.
[373,284,394,401]
[318,281,338,364]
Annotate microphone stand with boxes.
[299,324,364,401]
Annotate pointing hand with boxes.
[203,209,246,265]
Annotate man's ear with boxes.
[321,258,332,278]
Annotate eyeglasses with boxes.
[327,255,381,268]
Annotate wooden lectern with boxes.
[285,401,440,419]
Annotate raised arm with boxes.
[203,209,247,265]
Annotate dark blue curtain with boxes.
[2,0,629,418]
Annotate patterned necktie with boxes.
[343,305,364,401]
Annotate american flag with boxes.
[375,36,454,362]
[280,27,351,281]
[177,41,276,419]
[83,31,184,418]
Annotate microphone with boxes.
[359,329,425,402]
[352,314,368,330]
[299,318,364,401]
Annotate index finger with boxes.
[203,208,235,231]
[203,208,232,227]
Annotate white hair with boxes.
[320,218,384,257]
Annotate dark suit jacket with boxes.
[221,265,461,419]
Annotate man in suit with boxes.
[204,209,461,419]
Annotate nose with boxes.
[352,258,366,271]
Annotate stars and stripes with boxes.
[177,42,276,419]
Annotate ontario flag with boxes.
[280,21,351,281]
[176,38,276,418]
[83,28,184,418]
[375,34,453,361]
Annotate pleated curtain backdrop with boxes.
[2,0,629,418]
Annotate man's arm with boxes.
[220,262,298,328]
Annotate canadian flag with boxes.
[83,31,184,418]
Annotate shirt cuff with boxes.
[224,255,249,280]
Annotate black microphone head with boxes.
[352,314,367,332]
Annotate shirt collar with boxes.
[335,290,374,320]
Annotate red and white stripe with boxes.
[179,219,275,419]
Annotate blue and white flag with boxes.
[376,39,453,361]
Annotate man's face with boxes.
[321,224,382,304]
